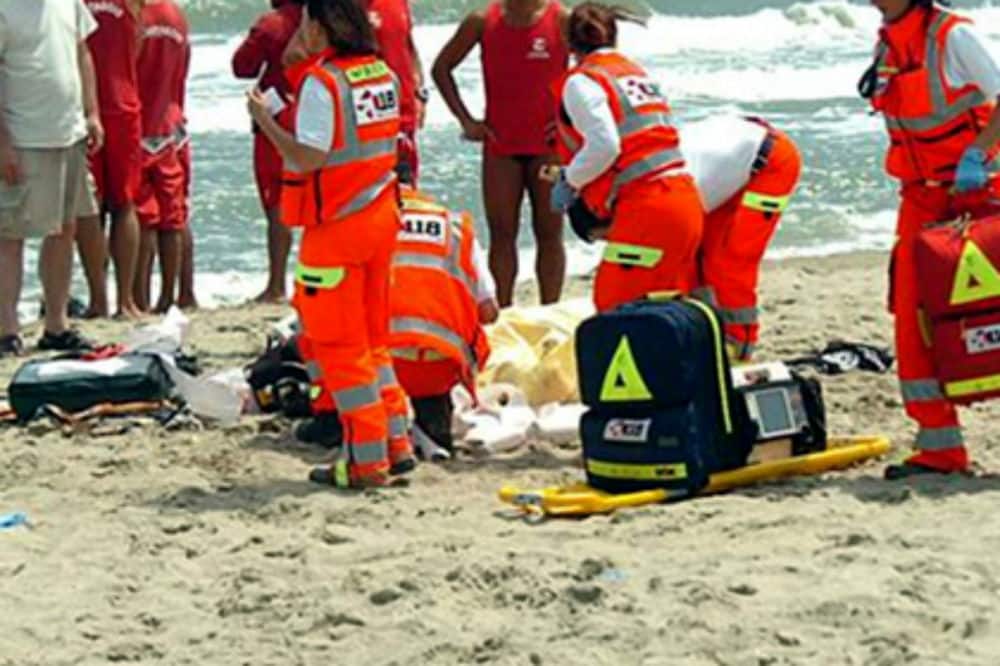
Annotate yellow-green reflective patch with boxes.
[603,242,663,268]
[742,191,790,213]
[345,61,390,83]
[949,240,1000,306]
[295,264,346,289]
[600,336,652,402]
[587,459,687,481]
[945,373,1000,398]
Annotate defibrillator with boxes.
[730,362,826,456]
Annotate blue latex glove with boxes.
[550,170,577,213]
[955,147,988,194]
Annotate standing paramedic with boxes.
[390,147,499,459]
[232,0,305,304]
[79,0,144,319]
[432,0,569,307]
[135,0,191,314]
[549,2,702,313]
[863,0,1000,479]
[247,0,415,489]
[684,116,802,363]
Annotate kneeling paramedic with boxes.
[247,0,414,488]
[389,154,498,459]
[862,0,1000,478]
[684,115,802,363]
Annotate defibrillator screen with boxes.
[755,388,794,436]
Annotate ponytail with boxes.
[567,2,646,54]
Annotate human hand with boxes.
[85,112,105,154]
[246,88,270,126]
[955,147,988,194]
[461,118,495,143]
[0,140,22,186]
[549,169,577,212]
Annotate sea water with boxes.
[18,0,1000,313]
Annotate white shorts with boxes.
[0,140,98,240]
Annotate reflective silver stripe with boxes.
[322,64,400,165]
[391,316,477,372]
[916,426,964,451]
[882,12,989,133]
[393,252,477,295]
[305,360,323,381]
[609,148,685,203]
[725,335,756,361]
[690,286,718,307]
[719,307,759,326]
[324,136,397,167]
[388,415,408,439]
[900,379,945,403]
[337,171,397,218]
[390,347,448,361]
[619,112,673,139]
[332,382,381,412]
[376,363,398,388]
[348,438,388,464]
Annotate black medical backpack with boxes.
[576,296,756,497]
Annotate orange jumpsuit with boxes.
[871,7,1000,471]
[280,51,413,485]
[389,186,491,399]
[552,51,703,312]
[698,124,802,361]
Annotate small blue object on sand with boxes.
[0,512,28,530]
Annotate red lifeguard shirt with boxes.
[138,0,190,139]
[231,0,303,100]
[481,0,568,156]
[85,0,141,116]
[368,0,418,132]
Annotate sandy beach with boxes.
[3,251,1000,666]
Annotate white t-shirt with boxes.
[0,0,97,148]
[680,116,768,213]
[944,24,1000,101]
[295,74,336,151]
[469,238,497,305]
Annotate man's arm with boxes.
[0,16,21,185]
[409,33,426,128]
[431,11,491,140]
[78,41,104,152]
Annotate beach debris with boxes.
[0,512,29,531]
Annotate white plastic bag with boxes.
[125,306,189,354]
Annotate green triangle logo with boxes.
[600,336,652,402]
[950,240,1000,306]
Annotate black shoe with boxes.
[0,334,24,358]
[390,457,417,476]
[412,393,454,454]
[884,462,956,481]
[295,413,343,448]
[38,297,88,320]
[37,328,95,353]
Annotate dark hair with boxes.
[567,2,646,54]
[306,0,378,56]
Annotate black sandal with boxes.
[37,328,95,353]
[0,334,24,358]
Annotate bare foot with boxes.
[82,306,111,320]
[253,289,287,305]
[115,304,145,321]
[153,300,175,315]
[178,294,199,311]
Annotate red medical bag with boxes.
[915,212,1000,405]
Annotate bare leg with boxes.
[482,151,527,308]
[0,239,24,337]
[178,225,197,309]
[154,229,182,313]
[75,214,109,318]
[254,206,291,303]
[40,221,77,335]
[526,156,565,305]
[135,226,157,312]
[109,204,142,318]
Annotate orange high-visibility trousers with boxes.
[699,130,802,361]
[294,192,411,481]
[593,174,704,312]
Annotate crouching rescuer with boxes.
[389,145,498,458]
[862,0,1000,478]
[247,0,414,488]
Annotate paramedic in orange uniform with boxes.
[78,0,144,319]
[864,0,1000,478]
[683,116,802,363]
[135,0,191,314]
[550,2,703,313]
[432,0,569,307]
[248,0,414,488]
[390,146,499,458]
[233,0,304,304]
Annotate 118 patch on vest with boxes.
[400,212,448,246]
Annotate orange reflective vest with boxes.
[552,50,685,218]
[870,7,998,183]
[280,50,401,227]
[389,187,491,390]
